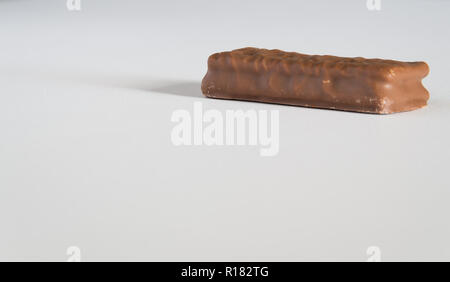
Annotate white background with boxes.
[0,0,449,261]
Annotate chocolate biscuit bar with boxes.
[201,48,430,114]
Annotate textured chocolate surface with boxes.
[201,48,430,114]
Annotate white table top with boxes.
[1,0,449,261]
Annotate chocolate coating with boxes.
[201,48,430,114]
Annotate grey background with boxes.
[0,0,449,261]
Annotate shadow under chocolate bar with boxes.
[201,48,430,114]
